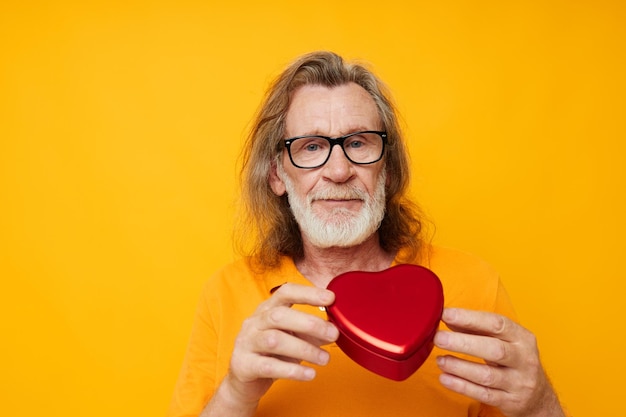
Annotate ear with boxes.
[269,160,287,196]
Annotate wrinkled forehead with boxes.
[284,83,382,138]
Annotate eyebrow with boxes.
[289,127,378,137]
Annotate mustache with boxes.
[308,185,367,202]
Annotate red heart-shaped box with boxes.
[326,264,444,381]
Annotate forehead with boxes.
[285,83,381,136]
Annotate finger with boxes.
[436,354,512,392]
[260,305,339,343]
[441,308,519,342]
[263,283,335,310]
[248,354,319,382]
[297,332,337,349]
[253,328,332,366]
[434,330,516,366]
[438,372,507,408]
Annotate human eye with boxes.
[295,137,327,153]
[305,142,322,151]
[347,139,364,149]
[345,134,370,149]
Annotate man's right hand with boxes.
[202,283,339,416]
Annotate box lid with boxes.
[326,264,443,361]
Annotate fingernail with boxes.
[439,373,453,387]
[318,350,330,365]
[442,308,457,321]
[436,356,445,367]
[303,368,316,380]
[326,324,339,341]
[435,331,449,347]
[320,290,334,303]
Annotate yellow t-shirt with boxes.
[168,245,515,417]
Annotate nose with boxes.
[321,144,355,183]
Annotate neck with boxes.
[295,233,396,288]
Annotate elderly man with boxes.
[168,51,566,417]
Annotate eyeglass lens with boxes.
[288,132,384,168]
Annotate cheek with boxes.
[284,169,319,195]
[362,170,385,196]
[295,180,319,200]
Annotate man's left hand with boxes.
[434,308,565,417]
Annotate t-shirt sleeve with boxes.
[167,282,219,417]
[493,277,518,321]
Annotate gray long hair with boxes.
[235,51,427,270]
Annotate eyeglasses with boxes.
[283,131,387,169]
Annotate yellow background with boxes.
[1,1,624,416]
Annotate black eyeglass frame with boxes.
[283,130,387,169]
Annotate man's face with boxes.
[269,82,387,248]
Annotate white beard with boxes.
[277,163,387,248]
